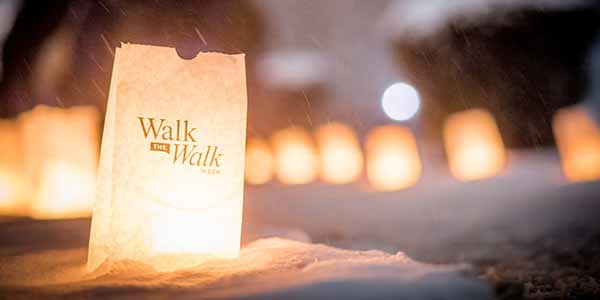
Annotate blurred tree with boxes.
[393,6,600,148]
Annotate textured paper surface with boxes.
[88,44,247,271]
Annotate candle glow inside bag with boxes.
[87,44,247,272]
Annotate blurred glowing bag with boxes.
[0,119,28,216]
[19,105,99,219]
[88,43,247,271]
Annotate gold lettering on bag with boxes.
[150,142,170,154]
[137,116,222,174]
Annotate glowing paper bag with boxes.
[553,105,600,182]
[87,44,247,272]
[271,127,318,184]
[315,122,363,184]
[245,137,274,185]
[19,105,99,219]
[0,119,27,215]
[365,125,421,191]
[443,109,506,181]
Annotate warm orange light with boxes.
[29,161,96,219]
[365,125,421,191]
[143,176,244,265]
[443,109,506,181]
[0,172,17,211]
[553,106,600,182]
[315,122,363,184]
[245,137,274,185]
[0,119,27,215]
[19,105,99,219]
[271,127,318,184]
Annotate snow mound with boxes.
[0,237,492,300]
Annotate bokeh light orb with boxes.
[381,82,420,121]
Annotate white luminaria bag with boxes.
[88,43,247,272]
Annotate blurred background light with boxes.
[30,162,95,219]
[0,118,26,215]
[315,122,363,184]
[0,172,15,208]
[553,105,600,182]
[443,109,506,181]
[365,125,422,191]
[271,127,318,185]
[19,105,99,219]
[245,137,275,185]
[258,49,330,90]
[381,82,420,122]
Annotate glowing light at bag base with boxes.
[366,125,422,191]
[444,109,506,181]
[553,106,600,182]
[150,206,241,258]
[316,122,363,184]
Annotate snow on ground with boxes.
[2,151,598,299]
[245,151,600,262]
[0,219,492,300]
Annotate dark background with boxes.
[0,0,599,148]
